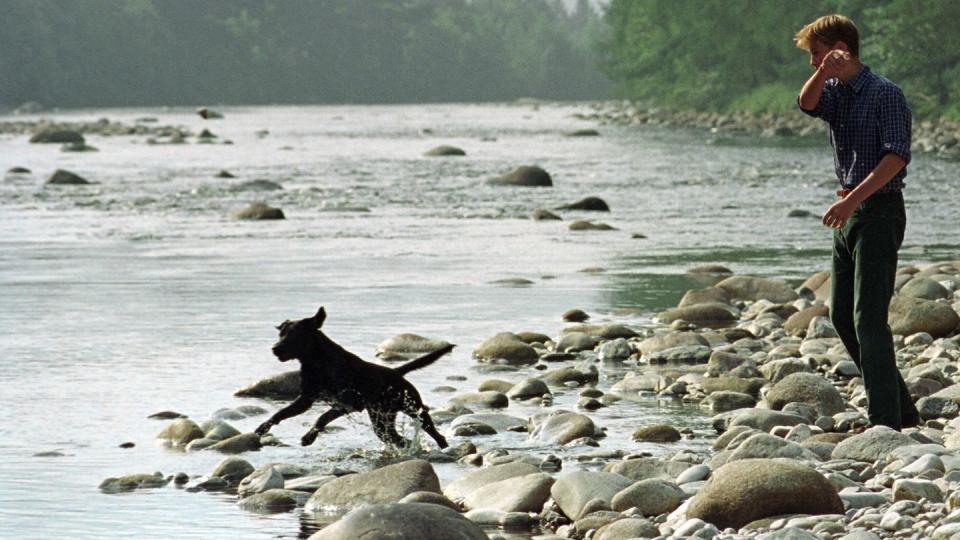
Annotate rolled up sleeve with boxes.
[798,83,837,123]
[877,85,912,164]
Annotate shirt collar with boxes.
[845,64,871,94]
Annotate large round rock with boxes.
[474,332,539,365]
[686,458,843,530]
[529,410,597,445]
[888,296,960,338]
[309,502,487,540]
[550,470,633,519]
[304,459,440,511]
[234,370,300,400]
[765,372,845,416]
[715,276,799,303]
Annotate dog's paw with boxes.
[301,429,319,447]
[254,422,273,436]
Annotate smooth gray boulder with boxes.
[679,287,730,307]
[539,365,598,386]
[555,332,601,353]
[208,433,262,454]
[831,426,917,462]
[724,409,810,433]
[889,296,960,338]
[637,332,709,356]
[656,303,738,326]
[305,460,440,511]
[448,391,508,409]
[550,470,633,520]
[900,277,950,300]
[377,333,452,358]
[473,332,539,365]
[308,503,487,540]
[686,458,843,530]
[700,391,757,413]
[211,456,255,485]
[726,432,822,462]
[444,461,540,501]
[506,378,551,400]
[234,370,300,400]
[529,410,597,445]
[462,472,554,512]
[200,419,242,441]
[156,418,205,446]
[611,478,684,515]
[632,424,681,443]
[487,165,552,187]
[766,372,846,416]
[759,358,815,383]
[603,457,689,482]
[561,323,639,339]
[238,465,284,498]
[238,489,310,513]
[715,275,799,303]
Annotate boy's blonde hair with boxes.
[795,14,860,56]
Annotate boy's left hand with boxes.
[822,198,857,228]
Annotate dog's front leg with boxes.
[254,395,315,436]
[301,407,349,446]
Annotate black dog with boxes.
[254,306,452,449]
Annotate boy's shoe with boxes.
[901,413,922,429]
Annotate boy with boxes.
[795,14,919,431]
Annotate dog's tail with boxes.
[395,344,455,375]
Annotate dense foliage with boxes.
[0,0,608,108]
[600,0,960,119]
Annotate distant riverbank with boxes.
[576,102,960,159]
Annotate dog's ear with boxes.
[313,306,326,328]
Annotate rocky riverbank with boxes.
[0,117,199,144]
[574,102,960,159]
[100,259,960,540]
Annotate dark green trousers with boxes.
[830,190,918,430]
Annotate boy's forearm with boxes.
[845,153,907,205]
[799,68,829,110]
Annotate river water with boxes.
[1,103,957,539]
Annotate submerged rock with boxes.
[99,472,169,493]
[557,196,610,211]
[235,202,285,220]
[46,169,89,185]
[487,165,552,187]
[424,145,466,156]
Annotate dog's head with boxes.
[272,306,327,362]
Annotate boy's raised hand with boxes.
[819,49,852,79]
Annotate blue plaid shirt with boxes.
[799,65,912,192]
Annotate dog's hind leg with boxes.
[301,407,349,447]
[412,408,447,449]
[368,410,408,449]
